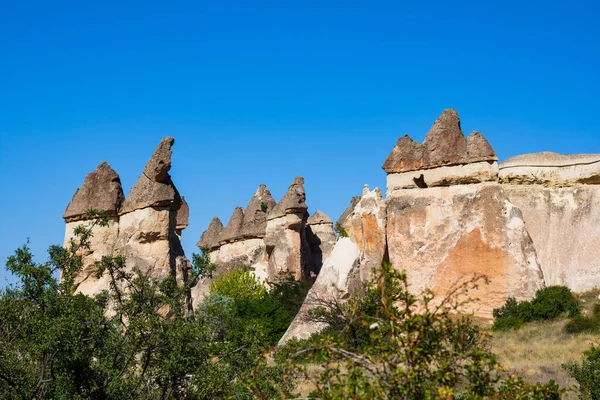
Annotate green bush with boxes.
[593,302,600,319]
[493,286,581,330]
[210,269,267,301]
[564,345,600,399]
[564,315,600,334]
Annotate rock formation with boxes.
[306,211,336,275]
[500,153,600,292]
[64,137,191,297]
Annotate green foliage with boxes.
[334,221,348,238]
[493,286,581,331]
[593,302,600,319]
[564,315,600,334]
[564,345,600,399]
[280,263,561,399]
[210,269,267,301]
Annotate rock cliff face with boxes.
[63,109,600,344]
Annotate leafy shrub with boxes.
[493,286,581,330]
[280,263,561,399]
[593,302,600,319]
[210,269,267,301]
[564,315,600,334]
[334,221,348,238]
[564,345,600,399]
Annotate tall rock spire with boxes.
[268,176,308,220]
[219,207,245,244]
[63,161,124,222]
[197,217,224,250]
[121,137,181,214]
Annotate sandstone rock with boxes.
[219,207,245,244]
[268,176,307,220]
[502,185,600,292]
[386,183,544,318]
[176,196,189,232]
[386,161,499,194]
[306,211,336,273]
[382,109,497,174]
[342,185,387,284]
[240,184,277,238]
[499,152,600,186]
[279,238,361,344]
[121,137,181,213]
[63,162,124,222]
[197,217,224,250]
[337,196,361,225]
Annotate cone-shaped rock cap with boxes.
[382,109,497,173]
[219,207,245,243]
[197,217,223,250]
[240,184,277,238]
[307,210,333,225]
[176,196,189,231]
[121,137,181,213]
[267,176,308,220]
[63,161,124,222]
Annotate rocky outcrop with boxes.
[306,211,336,274]
[500,153,600,292]
[219,207,245,244]
[240,184,277,239]
[63,162,124,222]
[499,152,600,186]
[197,217,223,250]
[64,137,192,298]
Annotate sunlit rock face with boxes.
[500,153,600,292]
[64,137,191,299]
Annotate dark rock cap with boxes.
[382,109,497,173]
[63,161,125,222]
[197,217,223,250]
[307,210,333,225]
[219,207,245,243]
[121,137,181,213]
[176,196,189,231]
[267,176,308,220]
[240,184,277,238]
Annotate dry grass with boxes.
[489,289,600,399]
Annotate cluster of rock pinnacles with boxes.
[64,109,600,343]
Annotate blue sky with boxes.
[1,1,599,286]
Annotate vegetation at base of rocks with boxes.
[493,286,581,331]
[278,263,561,399]
[564,315,600,334]
[563,345,600,400]
[334,221,348,238]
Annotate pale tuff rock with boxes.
[265,177,313,280]
[240,184,277,238]
[306,211,336,273]
[499,152,600,186]
[63,162,124,222]
[121,137,182,214]
[342,185,387,284]
[267,176,307,220]
[337,196,361,225]
[197,217,224,250]
[219,207,245,244]
[503,185,600,292]
[386,161,499,195]
[279,238,361,344]
[382,109,497,174]
[386,183,544,318]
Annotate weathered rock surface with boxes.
[306,211,336,273]
[240,184,277,238]
[63,162,124,222]
[500,152,600,186]
[197,217,224,250]
[386,183,545,318]
[176,196,189,233]
[502,185,600,292]
[279,238,361,344]
[382,109,497,173]
[342,185,387,284]
[121,137,181,213]
[268,176,307,219]
[219,207,245,244]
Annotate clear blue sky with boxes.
[1,1,599,286]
